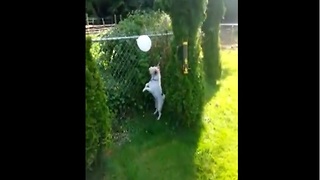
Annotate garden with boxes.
[86,0,238,179]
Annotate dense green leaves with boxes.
[163,0,207,127]
[86,0,156,17]
[86,37,112,171]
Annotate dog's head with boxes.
[148,66,160,76]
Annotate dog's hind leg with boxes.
[157,112,162,120]
[153,109,158,114]
[153,98,158,114]
[156,99,163,120]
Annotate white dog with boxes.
[142,64,165,120]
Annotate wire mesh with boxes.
[91,32,172,118]
[220,24,238,48]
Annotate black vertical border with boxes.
[239,1,319,179]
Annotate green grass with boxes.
[88,50,238,180]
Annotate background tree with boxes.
[202,0,225,86]
[85,0,237,22]
[86,0,156,17]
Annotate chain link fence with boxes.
[220,24,238,48]
[91,32,172,119]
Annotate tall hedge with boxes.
[202,0,225,86]
[162,0,207,127]
[86,37,111,171]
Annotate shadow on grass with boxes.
[86,169,100,180]
[86,148,108,180]
[204,67,232,104]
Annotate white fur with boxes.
[142,65,165,120]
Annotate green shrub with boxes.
[202,0,225,85]
[86,37,112,171]
[162,0,207,127]
[154,0,171,13]
[95,10,172,121]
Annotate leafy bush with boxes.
[86,37,112,171]
[154,0,171,13]
[95,10,172,121]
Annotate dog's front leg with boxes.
[142,83,150,92]
[142,87,151,92]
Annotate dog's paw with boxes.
[157,114,161,120]
[153,110,158,114]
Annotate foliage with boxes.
[86,37,112,171]
[105,10,171,36]
[94,10,172,123]
[162,0,207,127]
[153,0,171,13]
[202,0,225,86]
[86,0,156,17]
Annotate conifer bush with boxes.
[86,37,112,170]
[162,0,208,127]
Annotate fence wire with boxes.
[88,24,238,47]
[220,24,238,47]
[91,32,172,118]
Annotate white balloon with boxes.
[136,35,152,52]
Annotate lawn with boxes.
[88,49,238,180]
